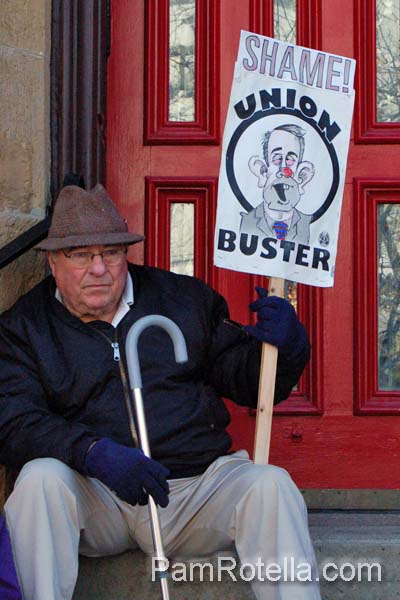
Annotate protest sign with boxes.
[214,30,355,287]
[214,32,356,463]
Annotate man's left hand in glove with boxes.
[244,286,309,360]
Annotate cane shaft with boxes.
[133,387,170,600]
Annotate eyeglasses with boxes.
[62,247,128,268]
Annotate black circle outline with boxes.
[226,106,340,223]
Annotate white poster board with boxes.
[214,31,356,287]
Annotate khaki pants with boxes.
[5,450,321,600]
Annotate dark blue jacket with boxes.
[0,264,309,478]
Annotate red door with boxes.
[107,0,400,488]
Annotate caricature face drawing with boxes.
[242,124,316,243]
[249,124,315,213]
[267,128,302,183]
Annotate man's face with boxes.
[263,129,302,212]
[267,129,301,178]
[47,245,128,323]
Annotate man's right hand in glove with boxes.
[83,438,170,507]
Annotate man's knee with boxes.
[6,458,77,508]
[246,463,303,501]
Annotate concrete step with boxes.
[311,511,400,600]
[73,511,400,600]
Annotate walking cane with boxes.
[126,315,188,600]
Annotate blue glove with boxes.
[84,438,170,507]
[244,286,307,359]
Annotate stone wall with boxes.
[0,0,51,508]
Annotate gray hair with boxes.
[262,124,306,166]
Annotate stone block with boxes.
[0,0,50,56]
[74,552,254,600]
[311,512,400,600]
[0,134,32,211]
[0,210,46,313]
[302,488,400,510]
[0,42,50,211]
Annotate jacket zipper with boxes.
[90,326,138,447]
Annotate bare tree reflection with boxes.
[274,0,296,43]
[378,204,400,389]
[169,0,195,121]
[376,0,400,122]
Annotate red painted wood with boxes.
[230,414,400,488]
[279,286,324,414]
[354,0,400,143]
[107,0,148,266]
[248,0,274,36]
[248,0,322,46]
[297,0,323,49]
[145,177,218,286]
[354,179,400,414]
[144,0,220,144]
[107,0,400,488]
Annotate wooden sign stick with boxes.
[253,277,285,465]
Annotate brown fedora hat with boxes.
[36,184,145,250]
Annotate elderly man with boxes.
[0,184,320,600]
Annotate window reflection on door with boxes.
[169,0,196,121]
[377,203,400,390]
[376,0,400,122]
[274,0,296,42]
[170,203,195,275]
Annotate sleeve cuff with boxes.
[71,435,101,474]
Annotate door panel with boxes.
[107,0,400,488]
